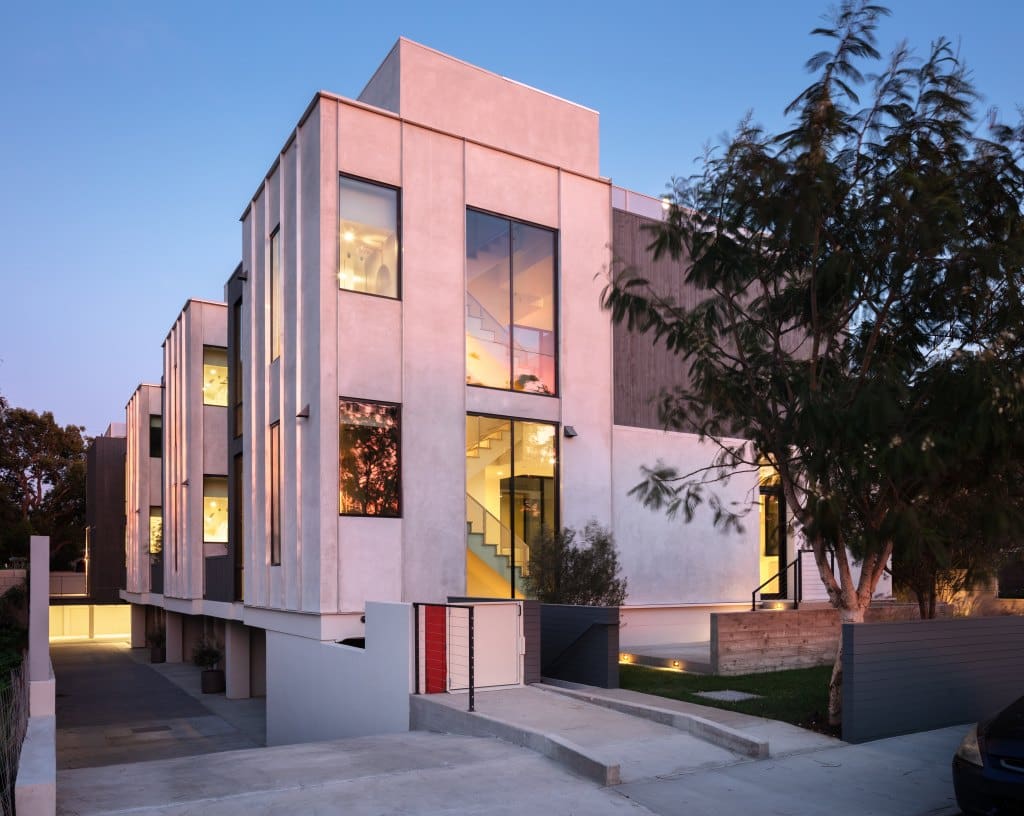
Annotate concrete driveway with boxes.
[57,683,966,815]
[53,640,262,769]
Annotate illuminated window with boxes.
[269,423,281,565]
[338,176,400,299]
[269,227,282,361]
[202,346,228,407]
[466,210,556,394]
[339,400,400,517]
[203,476,228,544]
[149,508,163,556]
[465,415,557,598]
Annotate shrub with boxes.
[191,637,223,670]
[525,521,627,606]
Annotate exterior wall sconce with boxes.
[181,479,190,487]
[563,425,578,438]
[296,405,310,419]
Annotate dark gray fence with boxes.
[842,616,1024,743]
[540,604,619,688]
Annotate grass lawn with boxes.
[619,663,839,736]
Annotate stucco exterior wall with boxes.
[611,425,759,606]
[163,300,227,601]
[358,39,599,178]
[124,383,162,594]
[243,61,611,618]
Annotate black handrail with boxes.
[750,549,843,610]
[411,602,476,712]
[751,555,802,611]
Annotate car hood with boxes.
[982,696,1024,760]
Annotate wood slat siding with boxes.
[843,616,1024,743]
[83,435,128,605]
[611,209,704,431]
[711,605,935,676]
[522,600,542,684]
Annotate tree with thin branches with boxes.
[604,1,1024,724]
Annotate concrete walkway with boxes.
[53,641,263,770]
[57,731,651,816]
[58,719,966,815]
[617,724,964,816]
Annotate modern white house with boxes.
[119,37,891,744]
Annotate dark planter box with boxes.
[540,604,620,688]
[150,646,165,664]
[201,669,225,694]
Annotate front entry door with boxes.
[759,485,787,598]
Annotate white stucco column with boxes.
[165,612,183,662]
[28,536,50,683]
[130,604,147,648]
[225,621,251,699]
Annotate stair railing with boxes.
[751,549,841,610]
[465,493,531,578]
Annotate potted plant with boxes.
[147,629,166,664]
[192,637,225,693]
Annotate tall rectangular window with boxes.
[339,400,400,517]
[232,299,243,436]
[232,453,244,600]
[338,176,400,299]
[466,210,557,394]
[203,476,228,544]
[465,415,558,598]
[148,508,163,556]
[269,423,281,565]
[202,346,228,406]
[269,227,282,361]
[149,415,162,458]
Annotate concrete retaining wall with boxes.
[711,604,934,675]
[843,616,1024,743]
[265,601,412,745]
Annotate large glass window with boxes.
[149,415,162,458]
[269,227,282,361]
[149,508,163,556]
[339,400,400,517]
[466,210,556,394]
[203,476,228,544]
[269,423,281,566]
[203,346,228,407]
[339,176,399,299]
[465,415,557,598]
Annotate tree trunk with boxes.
[828,604,865,727]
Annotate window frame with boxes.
[464,206,559,397]
[269,422,281,566]
[148,415,163,459]
[269,226,282,362]
[202,475,229,546]
[337,173,402,301]
[201,345,229,407]
[464,411,561,599]
[338,397,402,518]
[232,297,243,437]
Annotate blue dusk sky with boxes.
[1,1,1021,436]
